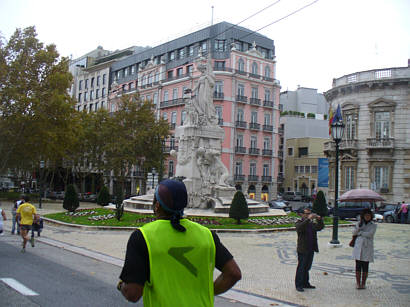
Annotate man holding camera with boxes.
[295,208,324,292]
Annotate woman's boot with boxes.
[361,272,368,289]
[355,271,361,289]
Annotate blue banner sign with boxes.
[318,158,329,187]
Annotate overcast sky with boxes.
[1,0,409,93]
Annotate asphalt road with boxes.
[0,236,252,307]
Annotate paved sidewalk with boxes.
[1,201,409,306]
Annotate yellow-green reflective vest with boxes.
[140,219,216,307]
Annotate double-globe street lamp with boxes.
[330,120,345,245]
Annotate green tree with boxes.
[312,190,328,217]
[63,184,79,212]
[102,93,169,193]
[0,26,79,175]
[229,191,249,224]
[96,186,110,206]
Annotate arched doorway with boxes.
[261,185,269,201]
[248,185,256,199]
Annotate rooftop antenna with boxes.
[211,6,214,25]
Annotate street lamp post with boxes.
[330,120,345,245]
[39,160,45,209]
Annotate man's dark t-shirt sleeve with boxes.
[119,228,233,286]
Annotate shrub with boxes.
[229,191,249,224]
[324,114,328,120]
[115,189,124,221]
[312,190,328,217]
[307,113,315,118]
[96,186,110,206]
[63,185,79,212]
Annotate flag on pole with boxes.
[334,104,342,122]
[328,107,334,136]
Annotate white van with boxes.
[283,191,302,201]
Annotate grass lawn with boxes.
[44,208,350,230]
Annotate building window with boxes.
[167,70,173,79]
[264,89,271,101]
[250,162,257,176]
[295,166,299,173]
[172,88,178,100]
[215,81,223,95]
[250,136,257,148]
[288,148,293,156]
[345,114,357,140]
[84,92,87,102]
[264,66,271,78]
[131,65,136,75]
[187,65,193,74]
[101,101,104,109]
[236,135,244,147]
[374,166,389,190]
[78,93,82,102]
[237,59,245,72]
[148,73,153,84]
[177,68,183,77]
[189,45,194,56]
[179,48,185,59]
[237,109,244,121]
[163,112,168,120]
[153,93,158,105]
[95,102,98,111]
[85,79,88,89]
[311,165,317,173]
[263,164,269,176]
[344,167,355,190]
[237,84,245,97]
[252,62,258,75]
[235,161,243,175]
[201,41,207,54]
[91,77,95,88]
[163,90,169,102]
[103,74,106,85]
[169,51,175,61]
[298,147,308,157]
[263,138,270,149]
[181,110,186,125]
[96,76,100,86]
[264,113,271,125]
[124,68,128,77]
[102,88,106,98]
[89,104,93,113]
[154,71,159,82]
[214,61,225,70]
[171,111,177,126]
[375,111,390,139]
[79,80,83,90]
[96,89,99,99]
[215,106,222,122]
[214,40,226,52]
[251,111,257,123]
[251,87,258,99]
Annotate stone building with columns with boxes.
[324,63,410,203]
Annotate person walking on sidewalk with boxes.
[16,196,38,252]
[352,208,377,289]
[0,203,7,235]
[397,201,408,224]
[11,196,24,235]
[117,179,242,306]
[295,208,324,292]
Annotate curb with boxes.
[42,217,354,233]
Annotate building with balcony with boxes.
[108,22,281,200]
[324,63,410,203]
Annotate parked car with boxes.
[376,203,400,215]
[283,191,302,201]
[268,200,291,212]
[328,201,375,219]
[383,205,401,223]
[48,191,65,199]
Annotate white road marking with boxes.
[1,278,39,296]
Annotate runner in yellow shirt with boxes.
[16,195,38,252]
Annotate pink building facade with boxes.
[108,22,280,200]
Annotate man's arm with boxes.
[214,258,242,295]
[1,210,6,221]
[119,282,143,303]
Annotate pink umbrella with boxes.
[339,189,384,202]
